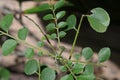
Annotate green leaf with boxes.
[72,63,84,74]
[56,11,66,19]
[60,46,65,52]
[2,39,17,56]
[66,15,77,31]
[82,47,93,60]
[37,41,44,47]
[77,73,95,80]
[24,59,38,75]
[67,60,72,67]
[41,36,47,41]
[87,7,110,33]
[38,51,43,56]
[24,3,50,14]
[46,23,56,32]
[50,33,57,39]
[41,34,52,40]
[60,66,67,72]
[25,48,34,59]
[41,67,56,80]
[74,53,81,60]
[60,74,74,80]
[58,22,67,28]
[0,14,13,32]
[0,68,10,80]
[18,27,28,40]
[54,0,64,10]
[84,65,94,74]
[43,14,53,20]
[59,31,66,38]
[98,47,111,63]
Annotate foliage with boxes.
[0,14,13,32]
[24,59,38,75]
[18,27,28,40]
[41,68,56,80]
[2,39,17,56]
[0,67,10,80]
[0,0,111,80]
[87,8,110,33]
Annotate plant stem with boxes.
[23,15,45,37]
[0,31,55,57]
[69,15,85,59]
[52,9,61,49]
[18,0,23,26]
[23,15,56,54]
[61,59,77,80]
[38,60,41,80]
[71,60,105,67]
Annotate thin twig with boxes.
[69,15,85,59]
[60,59,77,80]
[23,15,57,54]
[0,31,55,57]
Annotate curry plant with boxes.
[0,0,111,80]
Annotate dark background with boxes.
[61,0,120,65]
